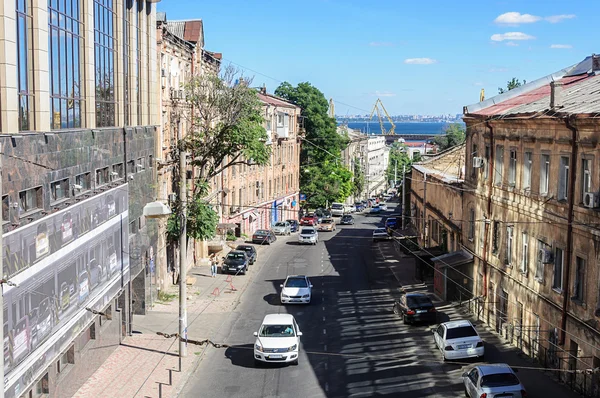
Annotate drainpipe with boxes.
[482,120,495,301]
[560,115,578,345]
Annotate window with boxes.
[123,0,132,125]
[572,257,585,302]
[581,158,592,201]
[558,156,570,201]
[82,322,96,347]
[492,220,500,254]
[508,150,517,186]
[96,167,109,186]
[19,186,42,214]
[471,144,478,178]
[479,218,486,248]
[2,195,9,222]
[112,163,124,179]
[484,145,490,180]
[32,372,49,396]
[94,0,117,127]
[468,208,475,240]
[75,172,91,191]
[49,0,83,129]
[540,154,550,196]
[135,0,143,125]
[57,344,75,373]
[553,247,564,291]
[535,241,545,281]
[51,178,70,202]
[17,0,34,131]
[520,232,529,274]
[506,226,514,266]
[523,151,532,190]
[138,216,146,230]
[136,157,145,172]
[494,145,504,186]
[127,160,135,175]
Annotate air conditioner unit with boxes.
[539,248,554,264]
[583,192,599,208]
[472,157,484,168]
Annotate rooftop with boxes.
[442,319,474,329]
[476,364,516,376]
[262,314,295,325]
[464,54,600,118]
[412,144,465,184]
[257,91,299,109]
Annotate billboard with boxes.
[2,185,130,397]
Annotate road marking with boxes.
[324,362,328,370]
[322,316,326,321]
[323,329,326,335]
[325,382,329,392]
[324,344,327,351]
[322,306,325,311]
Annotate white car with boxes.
[280,275,313,304]
[379,203,388,211]
[253,314,302,365]
[463,364,527,398]
[298,227,319,245]
[433,320,484,361]
[272,221,291,235]
[372,228,391,242]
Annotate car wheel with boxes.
[393,306,399,315]
[291,358,299,366]
[402,315,408,325]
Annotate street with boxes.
[180,202,580,398]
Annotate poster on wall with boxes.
[2,185,130,397]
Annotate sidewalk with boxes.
[73,242,266,398]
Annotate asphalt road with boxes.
[180,202,580,398]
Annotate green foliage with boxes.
[386,142,417,185]
[226,232,237,241]
[433,123,466,151]
[498,77,526,94]
[186,196,219,241]
[275,82,351,207]
[352,158,365,198]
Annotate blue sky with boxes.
[157,0,598,116]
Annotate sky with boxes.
[157,0,599,116]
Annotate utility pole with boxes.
[422,172,427,248]
[394,160,397,188]
[179,145,188,365]
[401,164,406,230]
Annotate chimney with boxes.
[260,84,266,95]
[592,53,600,73]
[550,80,564,109]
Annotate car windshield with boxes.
[331,204,343,209]
[285,278,308,288]
[342,215,351,219]
[374,229,387,233]
[480,373,520,387]
[286,220,296,225]
[274,222,286,227]
[255,230,268,235]
[446,325,478,339]
[407,296,432,307]
[260,324,296,337]
[301,229,315,234]
[322,219,333,224]
[237,246,253,253]
[227,253,246,260]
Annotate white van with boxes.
[330,203,344,216]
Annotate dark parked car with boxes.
[341,215,354,225]
[385,217,398,230]
[393,293,437,324]
[286,219,299,232]
[222,251,250,275]
[236,245,257,264]
[252,229,277,245]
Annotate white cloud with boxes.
[494,12,542,25]
[545,14,576,23]
[489,67,509,72]
[505,41,519,47]
[491,32,536,41]
[550,44,573,49]
[473,82,484,86]
[369,41,394,47]
[404,58,438,65]
[370,91,396,97]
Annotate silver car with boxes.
[372,228,391,242]
[272,221,291,236]
[462,364,526,398]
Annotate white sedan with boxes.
[280,275,312,304]
[463,364,527,398]
[372,228,391,242]
[433,320,484,361]
[253,314,302,365]
[298,227,319,245]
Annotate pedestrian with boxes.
[210,254,218,278]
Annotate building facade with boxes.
[0,0,158,396]
[154,14,221,291]
[462,55,600,396]
[361,135,388,198]
[219,90,302,236]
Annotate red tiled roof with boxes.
[257,93,297,108]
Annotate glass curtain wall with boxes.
[17,0,34,131]
[94,0,117,127]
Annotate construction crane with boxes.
[329,98,335,118]
[369,98,396,135]
[480,88,485,102]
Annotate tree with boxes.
[275,82,352,208]
[352,158,365,199]
[386,142,417,186]
[498,77,526,94]
[168,65,271,242]
[433,123,466,151]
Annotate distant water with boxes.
[341,122,459,137]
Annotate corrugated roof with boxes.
[166,21,185,40]
[257,92,298,108]
[412,144,465,184]
[156,12,166,23]
[464,55,600,117]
